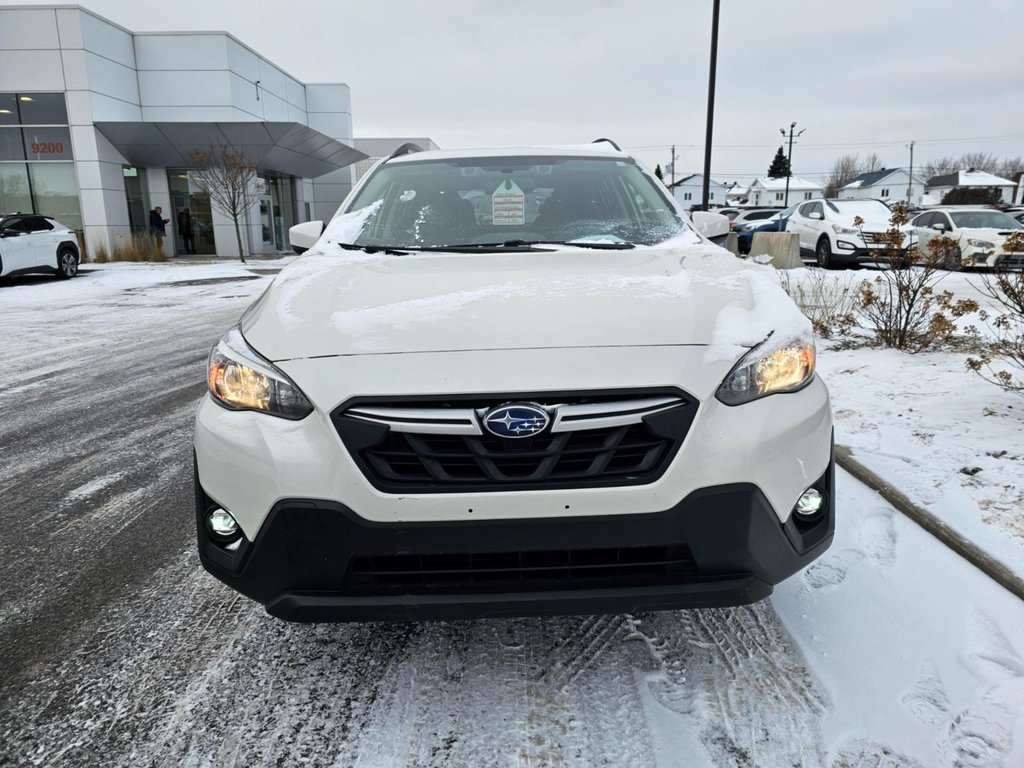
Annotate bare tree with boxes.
[921,156,958,181]
[186,143,258,263]
[959,151,999,173]
[824,152,882,197]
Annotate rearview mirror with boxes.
[288,220,325,254]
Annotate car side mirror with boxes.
[808,211,823,220]
[0,227,20,238]
[288,220,325,254]
[933,223,946,231]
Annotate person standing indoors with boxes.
[150,206,169,252]
[178,208,195,254]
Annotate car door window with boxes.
[798,203,816,218]
[3,216,29,234]
[25,216,53,232]
[938,213,955,231]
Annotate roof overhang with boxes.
[94,121,367,178]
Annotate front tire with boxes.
[815,237,833,269]
[56,248,79,279]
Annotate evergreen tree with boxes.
[654,164,664,181]
[768,146,791,179]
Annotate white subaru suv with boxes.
[194,142,834,622]
[787,198,910,268]
[0,214,80,279]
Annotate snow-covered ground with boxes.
[778,269,1024,582]
[1,260,1023,767]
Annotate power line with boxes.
[627,133,1024,151]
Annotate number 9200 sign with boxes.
[32,141,65,155]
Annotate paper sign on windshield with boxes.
[492,180,526,226]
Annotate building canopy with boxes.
[94,121,367,178]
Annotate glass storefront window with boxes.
[0,163,32,214]
[0,93,18,126]
[123,167,150,235]
[0,127,26,161]
[28,163,81,230]
[22,126,72,161]
[16,93,68,125]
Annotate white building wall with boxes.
[306,84,354,222]
[0,5,358,259]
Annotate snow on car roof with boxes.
[386,144,630,163]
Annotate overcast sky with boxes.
[20,0,1024,183]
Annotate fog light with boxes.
[207,507,240,539]
[795,488,825,518]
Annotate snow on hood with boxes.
[240,238,810,362]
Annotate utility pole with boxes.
[670,145,676,187]
[701,0,721,210]
[906,140,915,204]
[779,122,805,207]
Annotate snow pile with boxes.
[685,252,813,362]
[309,201,383,254]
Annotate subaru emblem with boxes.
[482,403,550,439]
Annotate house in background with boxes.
[747,177,824,208]
[668,174,729,209]
[724,182,749,207]
[925,169,1016,204]
[839,168,926,205]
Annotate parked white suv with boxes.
[787,199,908,268]
[0,214,80,279]
[910,208,1024,269]
[194,143,834,622]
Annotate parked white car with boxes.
[787,199,908,268]
[910,208,1024,269]
[0,214,80,279]
[194,143,834,622]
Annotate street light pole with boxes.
[906,140,916,204]
[701,0,721,210]
[779,122,805,207]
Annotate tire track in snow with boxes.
[629,602,830,767]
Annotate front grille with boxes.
[345,544,696,594]
[332,390,696,493]
[999,253,1024,269]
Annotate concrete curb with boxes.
[835,445,1024,602]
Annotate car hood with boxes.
[241,245,800,361]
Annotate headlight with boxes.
[832,225,859,235]
[716,335,816,406]
[207,327,313,419]
[967,239,994,249]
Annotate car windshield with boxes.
[950,211,1023,229]
[343,155,688,249]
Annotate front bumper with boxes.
[195,449,834,622]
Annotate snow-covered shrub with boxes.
[856,206,977,351]
[778,269,857,339]
[966,232,1024,393]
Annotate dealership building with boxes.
[0,4,376,257]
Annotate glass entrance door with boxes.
[260,193,274,248]
[167,170,215,255]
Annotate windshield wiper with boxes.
[434,240,636,250]
[338,242,410,256]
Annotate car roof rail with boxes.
[386,142,425,160]
[592,138,623,151]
